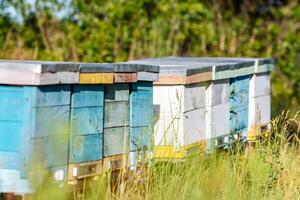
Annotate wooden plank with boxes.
[154,141,206,159]
[132,81,153,91]
[70,107,103,136]
[213,65,254,80]
[249,73,270,98]
[130,89,152,103]
[153,85,184,114]
[69,133,103,163]
[185,72,212,84]
[255,64,275,74]
[205,102,230,152]
[79,73,114,84]
[33,85,71,107]
[153,145,185,159]
[184,83,207,112]
[104,101,129,128]
[105,84,129,101]
[0,86,24,120]
[154,116,184,147]
[183,108,206,146]
[0,62,79,85]
[72,85,104,107]
[248,95,271,127]
[114,73,137,83]
[103,127,129,157]
[229,75,250,133]
[137,72,159,81]
[130,102,153,127]
[206,80,230,107]
[154,75,185,85]
[39,72,79,85]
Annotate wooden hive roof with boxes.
[0,60,159,85]
[129,57,274,84]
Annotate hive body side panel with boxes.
[206,81,230,151]
[153,85,184,150]
[249,95,271,127]
[104,127,129,157]
[104,84,130,157]
[229,75,250,134]
[184,83,207,112]
[183,108,206,146]
[0,86,25,172]
[70,85,104,163]
[130,82,154,151]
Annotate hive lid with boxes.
[0,60,160,85]
[0,60,80,73]
[79,63,159,73]
[129,57,274,84]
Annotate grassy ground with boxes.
[33,111,300,200]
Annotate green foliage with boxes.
[0,0,299,114]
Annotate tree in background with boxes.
[0,0,299,115]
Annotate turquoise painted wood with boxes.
[71,107,104,135]
[33,85,71,107]
[130,102,153,127]
[70,133,103,163]
[132,81,153,91]
[70,85,104,163]
[230,75,250,133]
[0,85,71,177]
[129,82,153,151]
[72,85,104,107]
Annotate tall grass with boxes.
[32,111,300,200]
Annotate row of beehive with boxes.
[0,61,158,194]
[0,57,274,194]
[130,57,274,159]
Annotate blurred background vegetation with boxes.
[0,0,299,115]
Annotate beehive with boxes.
[129,57,274,159]
[0,61,159,194]
[78,63,158,172]
[0,61,79,193]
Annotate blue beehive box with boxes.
[0,61,160,193]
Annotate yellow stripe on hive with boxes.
[153,141,206,159]
[154,145,185,159]
[79,73,114,84]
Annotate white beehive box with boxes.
[130,57,274,159]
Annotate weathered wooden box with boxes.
[0,61,159,193]
[130,57,274,159]
[0,61,80,193]
[80,63,158,172]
